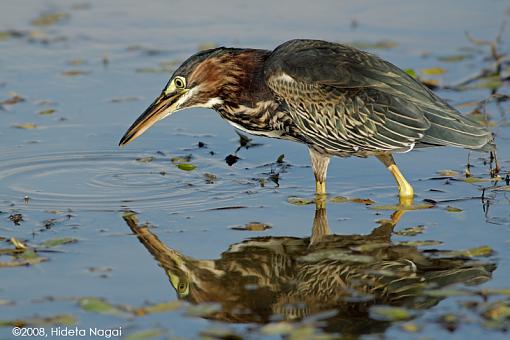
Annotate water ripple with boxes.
[0,150,240,212]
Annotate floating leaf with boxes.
[276,154,285,163]
[12,123,37,129]
[400,322,421,333]
[445,206,463,213]
[135,156,154,163]
[32,12,70,26]
[186,303,221,317]
[134,301,181,316]
[482,301,510,321]
[330,196,349,203]
[38,109,56,115]
[395,225,425,236]
[176,163,196,171]
[421,67,446,75]
[203,173,217,184]
[370,305,414,321]
[40,237,78,248]
[437,54,469,62]
[464,176,501,183]
[0,314,76,328]
[287,197,314,205]
[79,298,125,316]
[200,328,242,340]
[437,169,459,177]
[482,289,510,296]
[231,222,271,231]
[399,240,443,247]
[0,250,47,268]
[18,250,40,260]
[62,70,89,77]
[448,245,493,258]
[68,58,85,65]
[260,322,294,335]
[421,79,440,89]
[0,299,13,306]
[290,326,331,340]
[475,76,502,90]
[405,69,417,78]
[110,96,142,103]
[490,185,510,192]
[0,93,25,106]
[370,202,435,211]
[1,31,28,42]
[351,198,375,205]
[330,196,375,205]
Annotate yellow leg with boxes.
[309,148,330,197]
[376,154,414,200]
[388,164,414,198]
[316,180,326,196]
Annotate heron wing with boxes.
[265,39,493,153]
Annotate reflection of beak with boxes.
[119,91,183,146]
[122,211,192,297]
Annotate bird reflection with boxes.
[123,202,495,335]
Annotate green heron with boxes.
[119,39,495,199]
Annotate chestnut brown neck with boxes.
[191,49,274,109]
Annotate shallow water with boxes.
[1,1,510,339]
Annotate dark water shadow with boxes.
[122,204,496,336]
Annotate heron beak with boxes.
[119,91,184,146]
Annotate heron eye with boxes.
[174,77,186,89]
[178,283,186,291]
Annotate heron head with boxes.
[119,47,267,146]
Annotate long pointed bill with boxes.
[119,91,183,146]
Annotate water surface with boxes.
[1,1,509,339]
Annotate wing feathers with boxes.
[265,40,493,154]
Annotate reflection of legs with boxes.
[376,153,414,200]
[310,198,330,245]
[390,209,406,226]
[370,209,406,238]
[310,197,407,245]
[309,148,330,196]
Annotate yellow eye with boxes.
[178,283,186,292]
[174,77,186,89]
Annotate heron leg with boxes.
[309,148,330,196]
[376,153,414,200]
